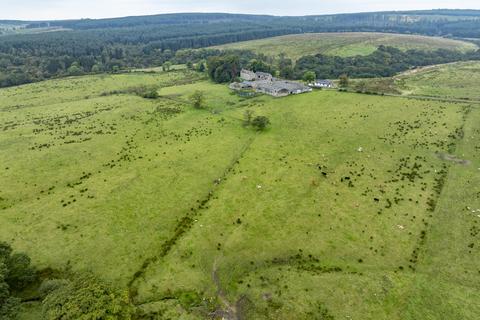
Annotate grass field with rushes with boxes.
[1,69,478,319]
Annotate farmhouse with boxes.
[240,69,256,81]
[233,70,311,97]
[256,71,273,81]
[255,80,311,97]
[310,80,335,88]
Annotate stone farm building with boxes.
[255,72,273,81]
[231,69,312,97]
[240,69,256,81]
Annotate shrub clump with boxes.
[190,90,206,109]
[101,85,159,99]
[251,116,270,131]
[136,86,159,99]
[41,273,134,320]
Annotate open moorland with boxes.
[397,61,480,100]
[1,65,479,319]
[212,32,478,60]
[349,61,480,101]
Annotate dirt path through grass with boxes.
[210,258,239,320]
[128,135,257,302]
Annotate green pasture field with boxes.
[212,32,478,60]
[1,70,478,319]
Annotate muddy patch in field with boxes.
[435,152,471,165]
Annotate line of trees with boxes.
[294,45,480,79]
[1,242,133,319]
[204,46,480,84]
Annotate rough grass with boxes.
[2,71,478,319]
[212,32,478,60]
[134,88,478,319]
[396,61,480,100]
[348,61,480,101]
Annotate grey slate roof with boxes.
[232,69,311,97]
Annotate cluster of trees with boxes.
[0,242,134,319]
[0,37,252,88]
[0,17,293,88]
[294,45,480,79]
[207,55,241,83]
[205,45,480,85]
[1,242,37,318]
[2,10,480,88]
[206,52,275,83]
[40,274,133,319]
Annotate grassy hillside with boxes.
[0,23,27,35]
[1,70,479,319]
[213,32,478,60]
[4,10,480,88]
[397,61,480,100]
[349,61,480,101]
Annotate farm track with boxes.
[385,93,480,105]
[210,258,240,320]
[335,89,480,105]
[127,134,257,303]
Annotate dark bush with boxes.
[251,116,270,131]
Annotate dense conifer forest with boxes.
[1,10,480,87]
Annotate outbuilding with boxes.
[310,80,335,88]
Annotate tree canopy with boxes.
[294,46,480,79]
[0,242,37,319]
[40,274,133,320]
[207,55,241,83]
[2,10,480,88]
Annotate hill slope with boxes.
[348,61,480,100]
[396,61,480,100]
[3,10,480,88]
[1,69,479,319]
[15,10,480,36]
[213,32,478,60]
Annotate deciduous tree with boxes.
[302,71,316,83]
[339,74,349,88]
